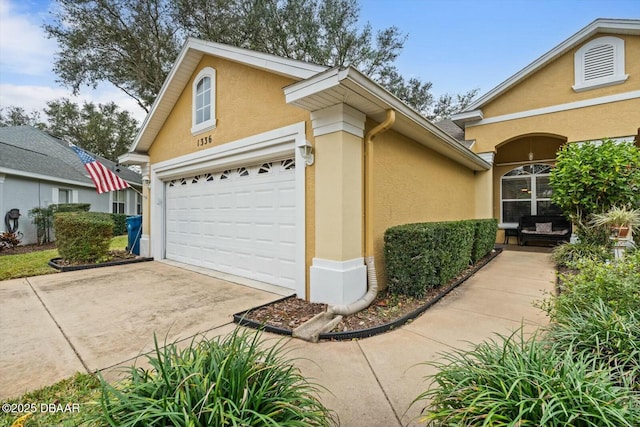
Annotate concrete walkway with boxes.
[0,249,555,427]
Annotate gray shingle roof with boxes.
[0,126,141,185]
[434,119,475,149]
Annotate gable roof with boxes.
[0,126,141,186]
[130,38,328,153]
[453,18,640,121]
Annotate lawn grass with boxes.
[0,235,129,281]
[0,372,102,427]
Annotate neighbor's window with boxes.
[112,190,126,214]
[58,189,71,204]
[191,67,217,134]
[501,164,561,224]
[136,192,142,215]
[573,36,627,92]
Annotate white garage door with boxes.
[165,158,297,289]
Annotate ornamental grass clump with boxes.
[544,301,640,390]
[96,328,335,427]
[413,329,640,426]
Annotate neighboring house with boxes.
[0,126,142,244]
[121,18,639,305]
[450,18,640,243]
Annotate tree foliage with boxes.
[1,99,138,162]
[45,0,476,119]
[550,139,640,226]
[44,98,138,161]
[0,106,45,128]
[44,0,181,113]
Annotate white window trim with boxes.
[573,36,628,92]
[500,164,554,226]
[191,67,217,135]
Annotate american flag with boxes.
[70,144,130,194]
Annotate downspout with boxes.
[329,109,396,315]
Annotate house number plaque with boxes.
[196,135,212,147]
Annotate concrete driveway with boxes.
[0,250,555,427]
[0,261,290,400]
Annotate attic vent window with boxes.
[573,36,627,92]
[191,67,217,135]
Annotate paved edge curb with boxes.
[48,256,154,272]
[233,248,503,341]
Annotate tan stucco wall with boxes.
[148,56,311,162]
[370,123,477,288]
[145,55,317,295]
[481,35,640,119]
[314,131,363,261]
[468,34,640,154]
[469,98,640,153]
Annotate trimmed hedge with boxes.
[384,220,476,297]
[111,213,127,235]
[471,219,498,263]
[54,212,113,263]
[54,203,91,213]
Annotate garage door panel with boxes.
[165,159,297,289]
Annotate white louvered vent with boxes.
[583,43,615,81]
[573,36,627,92]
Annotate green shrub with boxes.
[28,206,55,244]
[111,213,127,235]
[414,329,639,426]
[471,218,497,263]
[384,220,474,297]
[550,139,640,237]
[551,241,611,268]
[54,212,113,263]
[96,328,335,427]
[549,251,640,319]
[54,203,91,213]
[544,301,640,390]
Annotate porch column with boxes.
[139,163,151,257]
[475,151,495,219]
[309,104,367,305]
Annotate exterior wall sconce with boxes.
[297,140,314,166]
[142,175,151,189]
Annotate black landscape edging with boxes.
[234,248,503,340]
[234,294,296,336]
[48,256,154,272]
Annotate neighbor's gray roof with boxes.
[0,126,141,186]
[434,119,474,149]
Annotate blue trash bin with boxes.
[125,215,142,255]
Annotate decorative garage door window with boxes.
[164,158,297,289]
[167,159,294,187]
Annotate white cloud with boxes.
[0,0,57,77]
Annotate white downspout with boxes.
[329,109,396,316]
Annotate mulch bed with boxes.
[238,249,501,339]
[0,242,57,256]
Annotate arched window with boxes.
[501,164,561,224]
[573,36,627,92]
[191,67,217,134]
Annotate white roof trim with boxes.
[130,38,327,153]
[463,18,640,113]
[285,67,491,171]
[0,167,95,188]
[119,152,150,166]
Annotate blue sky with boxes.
[0,0,638,123]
